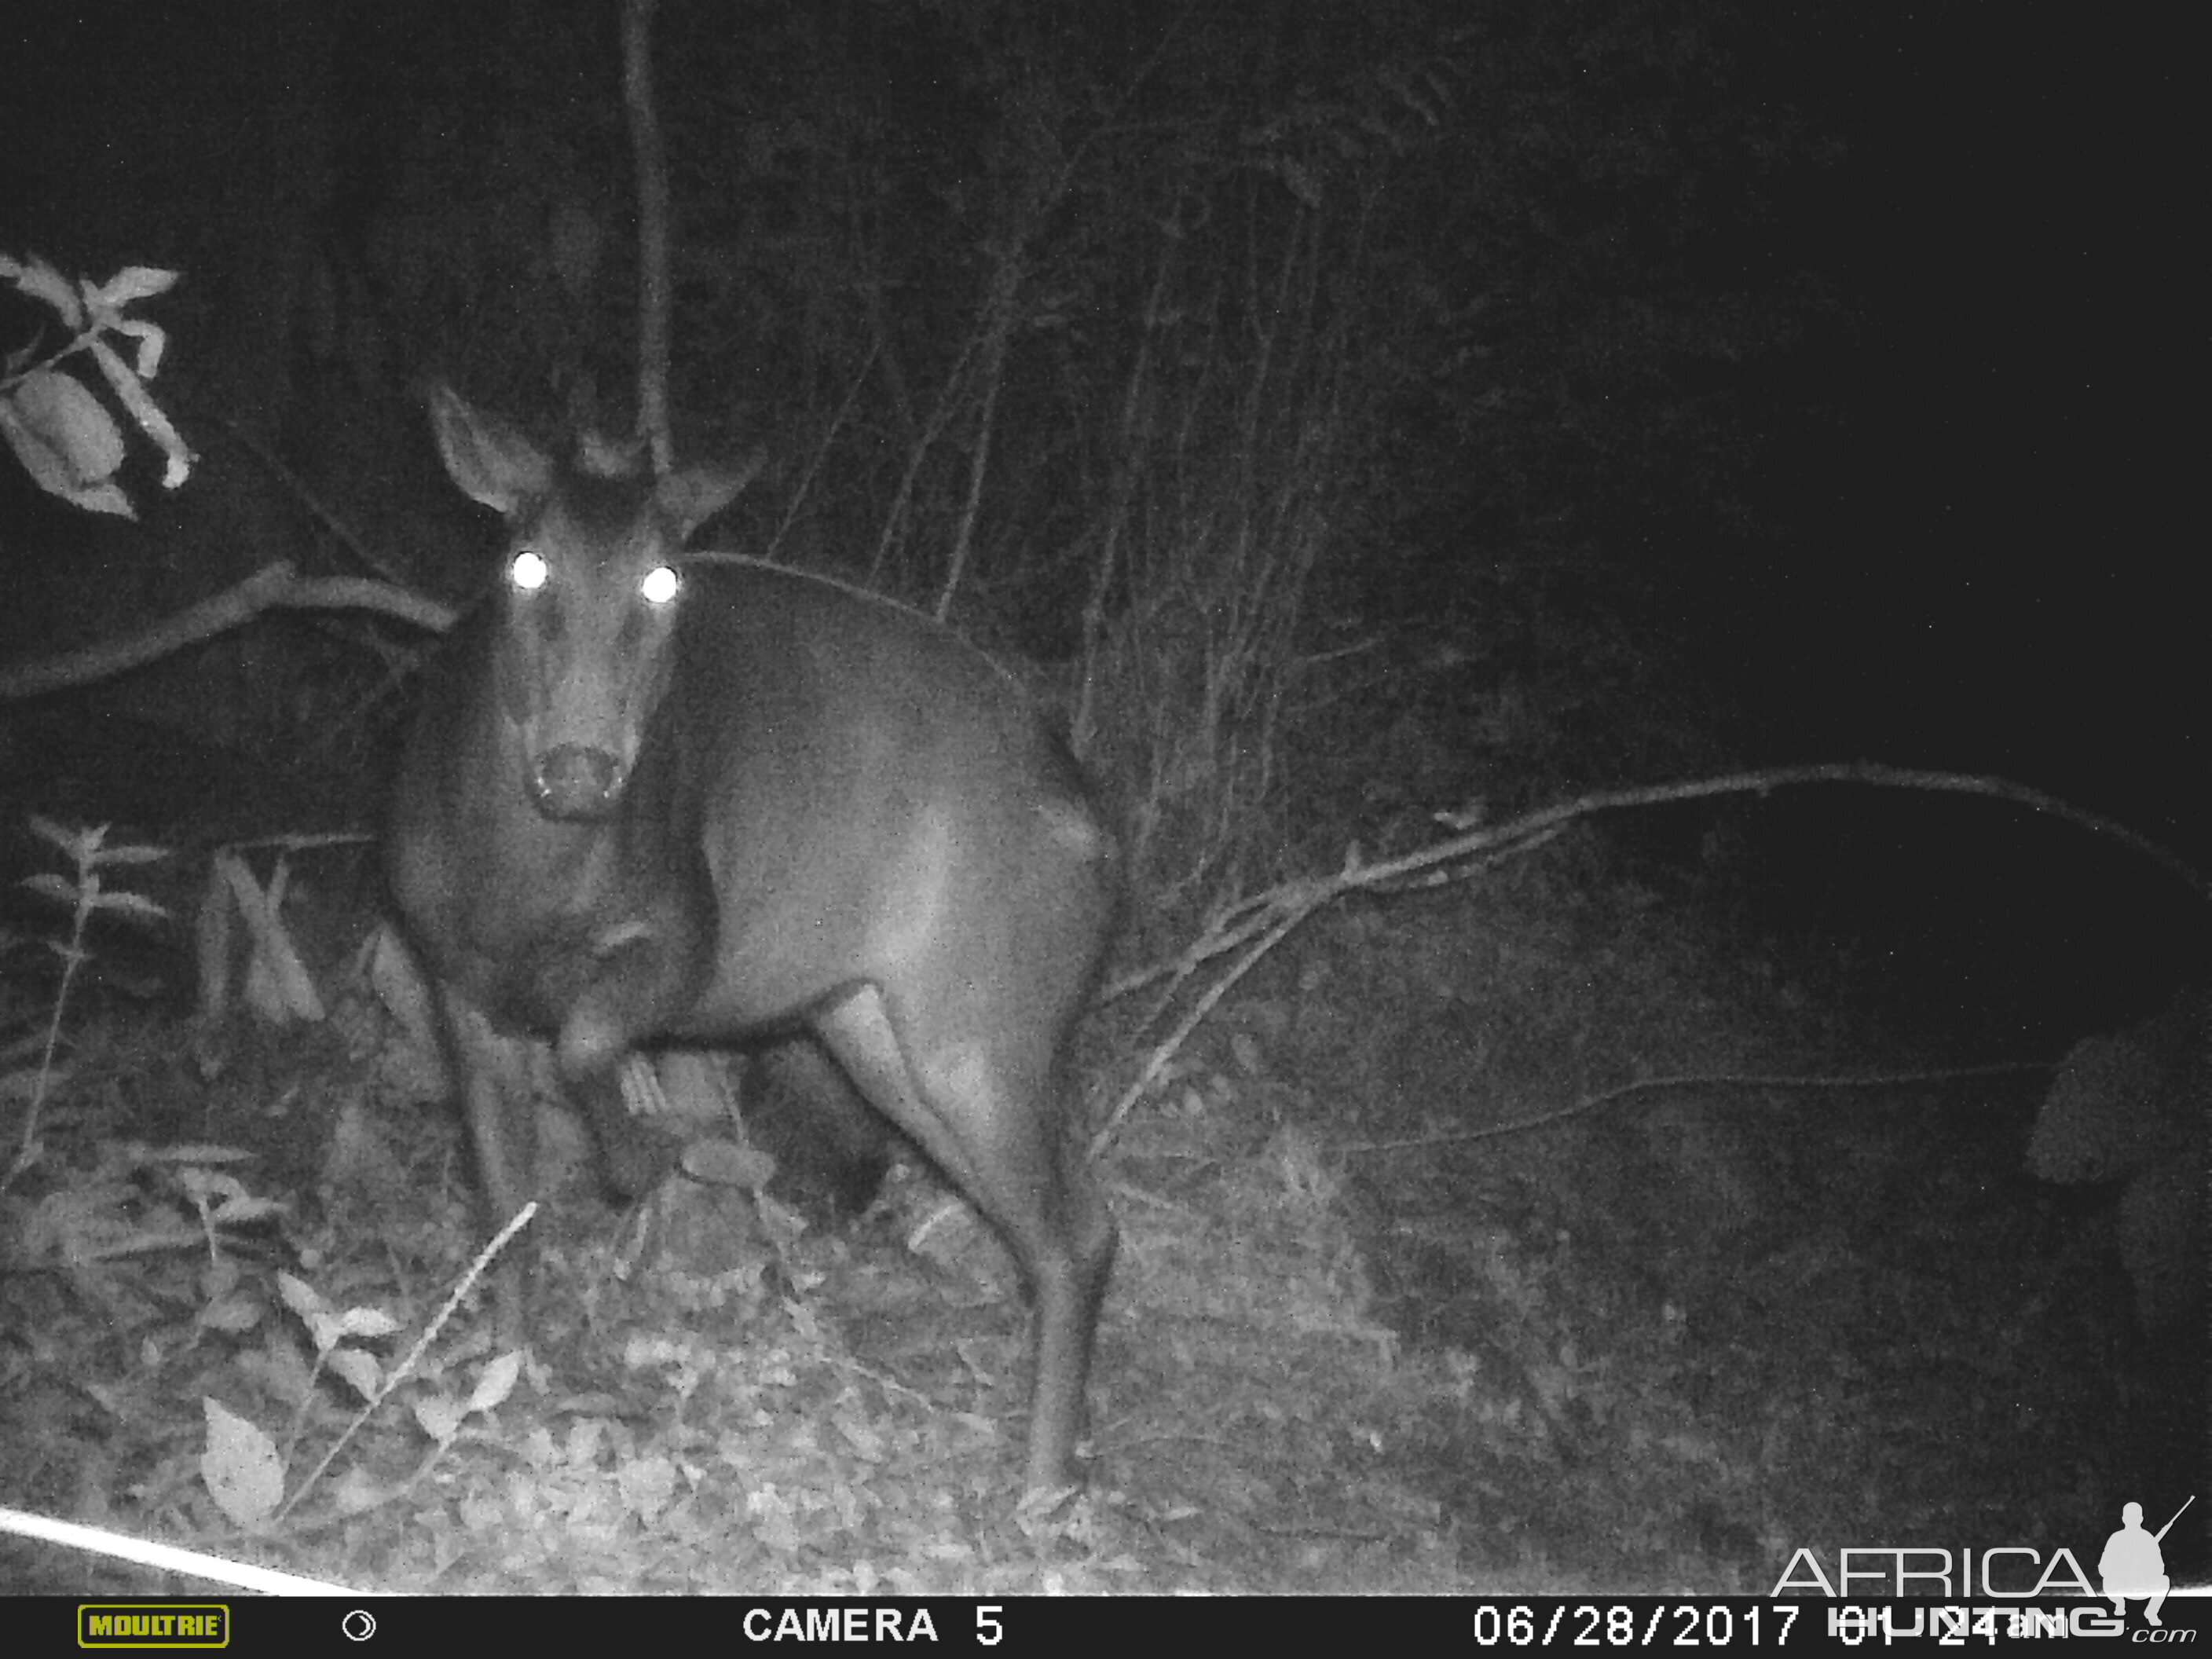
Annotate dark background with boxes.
[0,0,2199,1590]
[4,4,2196,828]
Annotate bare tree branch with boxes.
[0,562,455,700]
[1093,763,2208,1151]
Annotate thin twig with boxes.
[274,1203,536,1526]
[199,415,409,588]
[1335,1060,2063,1155]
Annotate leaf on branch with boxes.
[216,851,325,1024]
[86,265,180,309]
[2,253,83,327]
[112,316,170,382]
[467,1350,524,1415]
[0,368,132,517]
[201,1398,284,1529]
[329,1348,383,1403]
[19,872,77,908]
[90,337,194,490]
[90,889,171,927]
[28,816,102,857]
[89,840,170,867]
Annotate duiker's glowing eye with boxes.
[640,565,680,605]
[510,550,550,591]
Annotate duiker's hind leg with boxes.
[812,984,1115,1494]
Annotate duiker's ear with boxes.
[657,449,765,541]
[428,386,555,517]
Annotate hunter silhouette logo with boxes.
[1770,1493,2203,1610]
[2100,1496,2192,1626]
